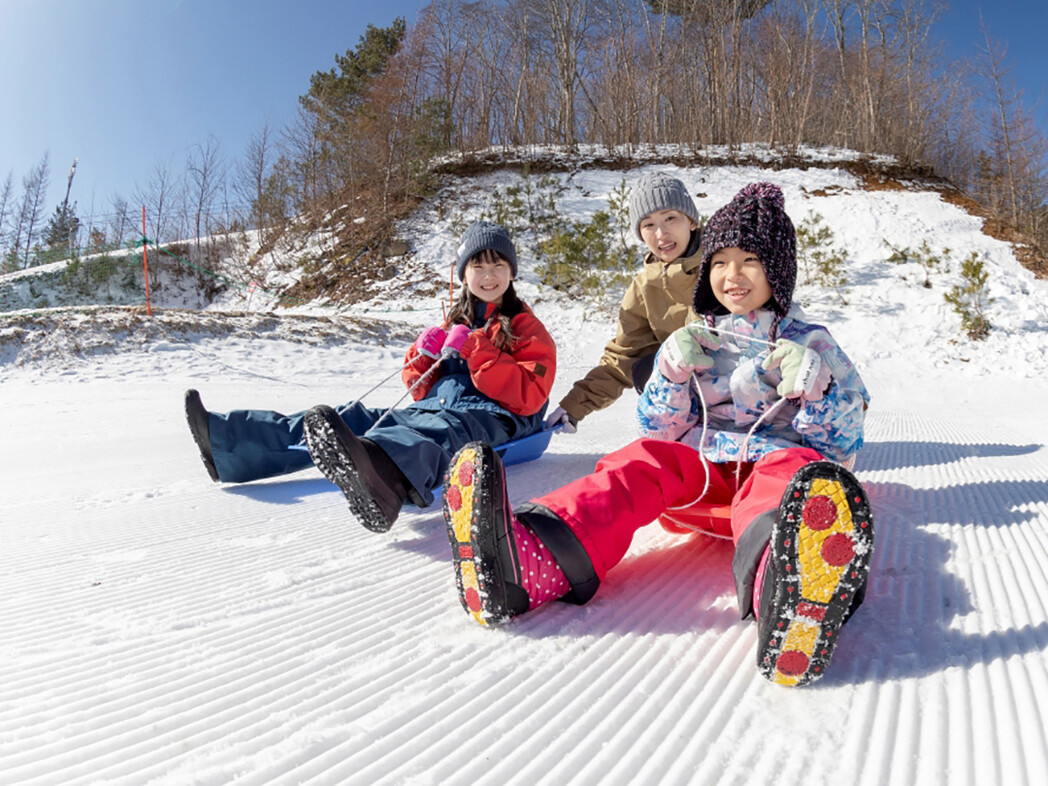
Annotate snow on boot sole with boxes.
[303,407,392,533]
[443,442,527,626]
[757,461,874,687]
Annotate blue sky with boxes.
[1,0,1044,223]
[0,0,426,221]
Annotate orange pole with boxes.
[141,206,152,316]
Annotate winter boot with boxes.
[443,441,570,626]
[184,389,219,482]
[303,404,412,533]
[756,461,874,687]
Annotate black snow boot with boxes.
[756,461,874,687]
[303,404,412,533]
[184,389,220,482]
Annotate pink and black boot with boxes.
[443,441,571,626]
[755,461,874,686]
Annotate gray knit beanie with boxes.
[455,221,518,280]
[693,182,796,334]
[628,172,700,239]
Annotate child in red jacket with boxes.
[441,186,873,687]
[184,221,556,533]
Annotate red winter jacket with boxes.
[401,304,557,417]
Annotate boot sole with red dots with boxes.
[757,461,874,687]
[442,442,522,626]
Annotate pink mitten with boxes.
[443,324,472,355]
[414,326,447,359]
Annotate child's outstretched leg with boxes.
[756,461,874,687]
[443,442,571,626]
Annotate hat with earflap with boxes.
[628,172,701,240]
[455,221,518,280]
[693,182,796,333]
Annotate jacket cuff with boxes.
[458,330,484,360]
[557,394,589,422]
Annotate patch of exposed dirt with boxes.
[858,174,908,192]
[936,187,1047,278]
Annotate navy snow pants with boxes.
[208,400,534,507]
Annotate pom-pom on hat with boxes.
[455,221,518,280]
[693,182,797,329]
[628,172,700,239]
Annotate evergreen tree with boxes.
[299,19,407,123]
[44,201,80,252]
[295,18,409,210]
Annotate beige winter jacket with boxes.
[559,248,701,421]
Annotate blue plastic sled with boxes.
[488,426,555,467]
[414,427,556,504]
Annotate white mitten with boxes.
[545,406,578,434]
[764,339,831,400]
[657,323,724,384]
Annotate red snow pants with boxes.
[531,438,824,588]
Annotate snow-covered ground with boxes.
[3,161,1048,785]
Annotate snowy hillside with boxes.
[3,158,1048,785]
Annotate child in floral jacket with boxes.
[441,183,874,687]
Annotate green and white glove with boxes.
[764,339,831,400]
[657,323,724,384]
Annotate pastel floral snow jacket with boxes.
[637,306,869,465]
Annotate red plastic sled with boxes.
[658,503,733,538]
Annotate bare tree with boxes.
[14,152,51,268]
[185,135,226,259]
[820,0,854,145]
[751,0,820,147]
[642,1,687,143]
[108,195,136,248]
[586,0,677,146]
[585,0,638,144]
[282,106,330,212]
[978,20,1024,224]
[889,0,946,162]
[362,30,431,212]
[499,1,543,146]
[852,0,887,149]
[235,121,277,236]
[0,171,13,271]
[133,159,181,247]
[527,0,597,146]
[415,0,472,149]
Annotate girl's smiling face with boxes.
[639,209,697,263]
[709,246,774,315]
[463,250,512,304]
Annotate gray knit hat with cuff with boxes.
[628,172,700,239]
[455,221,518,280]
